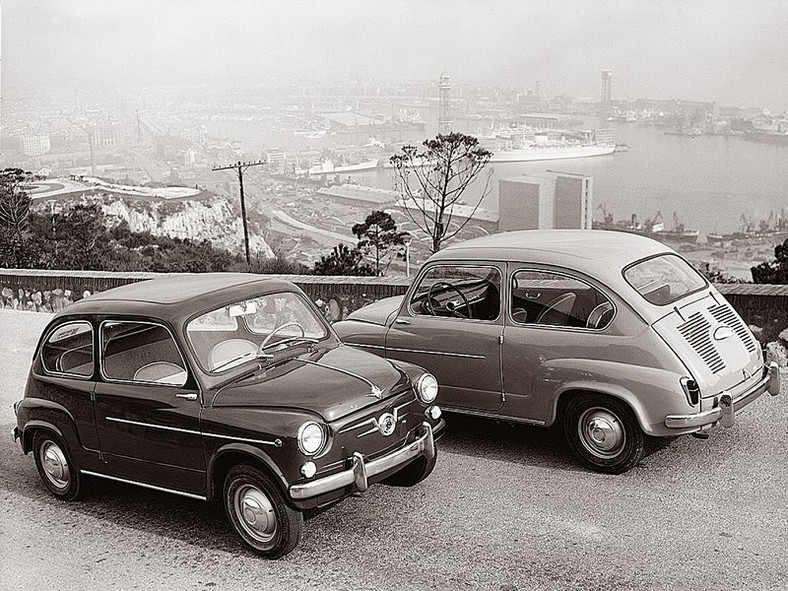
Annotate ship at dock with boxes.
[593,208,699,244]
[485,127,616,163]
[707,211,788,246]
[298,158,380,176]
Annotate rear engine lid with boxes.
[652,293,762,397]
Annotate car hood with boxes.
[211,343,412,422]
[345,295,404,326]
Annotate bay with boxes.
[206,116,788,241]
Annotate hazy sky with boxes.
[3,0,788,110]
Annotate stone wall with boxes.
[2,270,787,336]
[0,269,410,322]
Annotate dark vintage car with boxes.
[334,230,780,474]
[14,274,444,558]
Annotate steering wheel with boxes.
[258,321,305,354]
[424,281,472,318]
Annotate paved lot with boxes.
[1,309,786,591]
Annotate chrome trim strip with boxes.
[338,401,413,435]
[105,417,282,446]
[345,342,385,351]
[386,347,486,360]
[80,470,207,501]
[665,366,777,429]
[297,359,383,397]
[445,406,546,426]
[290,422,435,500]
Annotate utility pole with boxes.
[212,160,265,264]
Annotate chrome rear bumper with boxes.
[289,421,437,500]
[665,362,780,430]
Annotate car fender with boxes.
[541,358,688,436]
[19,419,65,454]
[205,442,289,501]
[17,398,82,455]
[333,318,388,352]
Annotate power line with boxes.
[212,160,265,264]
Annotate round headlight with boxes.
[416,373,439,404]
[297,422,325,456]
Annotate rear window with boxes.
[624,254,707,306]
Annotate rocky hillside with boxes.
[35,192,273,258]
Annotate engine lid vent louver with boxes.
[708,303,757,354]
[677,311,725,374]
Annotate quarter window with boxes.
[511,270,614,329]
[41,321,94,377]
[410,265,501,321]
[101,321,187,386]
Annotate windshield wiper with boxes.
[212,350,265,372]
[259,336,320,352]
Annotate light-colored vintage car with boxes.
[334,230,780,473]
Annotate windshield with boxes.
[624,254,708,306]
[186,291,329,372]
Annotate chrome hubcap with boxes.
[235,485,277,543]
[578,408,626,459]
[40,441,70,489]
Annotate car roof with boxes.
[59,273,300,323]
[432,230,672,273]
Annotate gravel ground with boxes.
[1,309,786,591]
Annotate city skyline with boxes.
[3,0,788,112]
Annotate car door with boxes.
[385,263,504,412]
[502,267,617,423]
[93,319,206,494]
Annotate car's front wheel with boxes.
[383,449,437,487]
[223,465,303,558]
[33,431,83,501]
[564,395,645,474]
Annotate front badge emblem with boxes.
[377,412,396,437]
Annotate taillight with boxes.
[680,377,700,406]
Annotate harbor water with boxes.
[206,118,788,242]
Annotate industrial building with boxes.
[498,171,593,232]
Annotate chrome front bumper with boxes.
[289,421,436,500]
[665,362,780,430]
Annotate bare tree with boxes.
[390,132,493,253]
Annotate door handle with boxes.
[395,318,411,325]
[176,393,198,401]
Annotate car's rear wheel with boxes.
[383,449,437,487]
[223,464,303,558]
[33,431,83,500]
[564,395,645,474]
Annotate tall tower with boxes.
[601,70,613,116]
[438,72,453,134]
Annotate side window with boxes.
[410,265,501,321]
[101,321,187,386]
[511,270,614,329]
[41,321,94,377]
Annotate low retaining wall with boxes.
[0,269,410,322]
[2,270,787,338]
